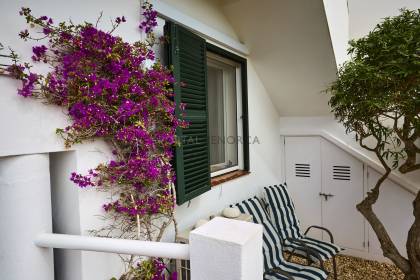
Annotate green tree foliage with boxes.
[329,9,420,172]
[328,9,420,280]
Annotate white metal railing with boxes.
[34,233,190,260]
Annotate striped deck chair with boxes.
[263,184,341,280]
[234,197,328,280]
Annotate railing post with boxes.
[189,217,263,280]
[0,154,54,280]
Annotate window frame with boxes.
[206,43,250,176]
[207,52,241,177]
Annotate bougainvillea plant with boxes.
[0,3,184,279]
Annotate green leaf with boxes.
[326,8,420,172]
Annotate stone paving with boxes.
[287,254,404,280]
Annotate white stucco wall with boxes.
[159,0,239,41]
[0,0,143,157]
[322,0,350,67]
[0,0,281,278]
[348,0,420,39]
[220,0,338,117]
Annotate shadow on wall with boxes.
[50,151,82,280]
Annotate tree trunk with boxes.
[356,169,412,275]
[406,191,420,279]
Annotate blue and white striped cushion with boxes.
[284,237,342,262]
[235,198,328,280]
[262,221,328,280]
[264,184,341,261]
[264,184,301,240]
[235,196,270,224]
[264,272,291,280]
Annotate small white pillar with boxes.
[189,217,263,280]
[0,154,54,280]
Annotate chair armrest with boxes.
[265,268,294,280]
[286,238,325,270]
[304,225,334,243]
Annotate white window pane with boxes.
[207,53,240,174]
[224,63,238,168]
[208,66,225,166]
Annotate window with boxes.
[165,22,249,204]
[207,52,243,176]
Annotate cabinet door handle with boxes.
[319,193,335,201]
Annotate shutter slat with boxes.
[183,128,207,134]
[182,83,206,93]
[182,93,206,101]
[183,104,206,110]
[181,97,206,105]
[184,161,209,173]
[180,67,206,78]
[178,27,205,41]
[179,49,205,61]
[184,148,208,157]
[184,153,208,164]
[182,142,208,149]
[180,60,206,72]
[181,72,206,83]
[182,130,207,136]
[185,178,210,192]
[183,139,207,147]
[184,153,208,162]
[184,159,208,170]
[185,169,211,183]
[181,79,206,89]
[178,39,206,52]
[182,97,206,106]
[166,22,211,205]
[181,99,206,106]
[180,59,206,72]
[184,84,205,95]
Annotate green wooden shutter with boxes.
[165,22,211,205]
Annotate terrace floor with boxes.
[287,254,404,280]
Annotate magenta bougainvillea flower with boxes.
[139,2,158,33]
[31,45,47,61]
[3,4,186,279]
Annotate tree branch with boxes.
[406,190,420,279]
[356,150,411,273]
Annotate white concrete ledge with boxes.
[35,233,190,260]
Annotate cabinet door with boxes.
[284,136,322,239]
[321,139,365,251]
